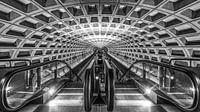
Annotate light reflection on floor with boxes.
[48,93,83,106]
[48,99,83,106]
[20,87,182,112]
[116,100,153,106]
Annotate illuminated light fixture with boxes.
[74,5,81,9]
[46,26,53,29]
[104,4,110,7]
[146,34,152,37]
[169,0,180,2]
[135,7,141,11]
[190,88,195,92]
[149,11,158,16]
[18,0,31,4]
[49,88,55,95]
[138,21,143,24]
[119,5,125,9]
[142,100,152,107]
[49,35,54,38]
[58,22,62,24]
[96,76,99,80]
[89,4,95,7]
[59,8,66,12]
[6,87,12,91]
[145,88,151,94]
[139,30,144,32]
[70,18,74,21]
[170,76,174,80]
[43,13,51,17]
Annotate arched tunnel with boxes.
[0,0,200,112]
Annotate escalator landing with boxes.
[19,83,183,112]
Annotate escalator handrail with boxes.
[5,59,82,83]
[62,60,82,82]
[1,78,68,111]
[118,60,140,81]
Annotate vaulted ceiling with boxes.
[0,0,200,64]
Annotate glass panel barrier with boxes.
[57,62,69,78]
[133,63,143,78]
[5,61,70,109]
[6,68,38,108]
[131,62,195,108]
[42,64,55,84]
[160,67,195,108]
[145,63,159,84]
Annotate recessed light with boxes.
[74,5,81,9]
[89,4,95,7]
[119,5,125,9]
[59,8,66,12]
[104,4,110,7]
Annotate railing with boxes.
[114,59,200,112]
[0,60,82,112]
[118,61,136,81]
[0,59,32,68]
[169,58,200,67]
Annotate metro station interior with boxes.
[0,0,200,112]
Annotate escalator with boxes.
[0,54,94,112]
[83,53,115,111]
[114,81,182,112]
[30,82,84,112]
[0,60,80,112]
[29,51,177,112]
[107,53,200,112]
[1,52,200,112]
[82,51,183,112]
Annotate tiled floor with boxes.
[19,82,183,112]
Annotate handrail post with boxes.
[69,70,73,82]
[25,70,30,90]
[116,68,119,80]
[158,66,161,89]
[77,73,79,82]
[55,62,58,79]
[29,70,33,88]
[9,61,11,67]
[128,70,131,80]
[36,67,41,90]
[142,63,146,79]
